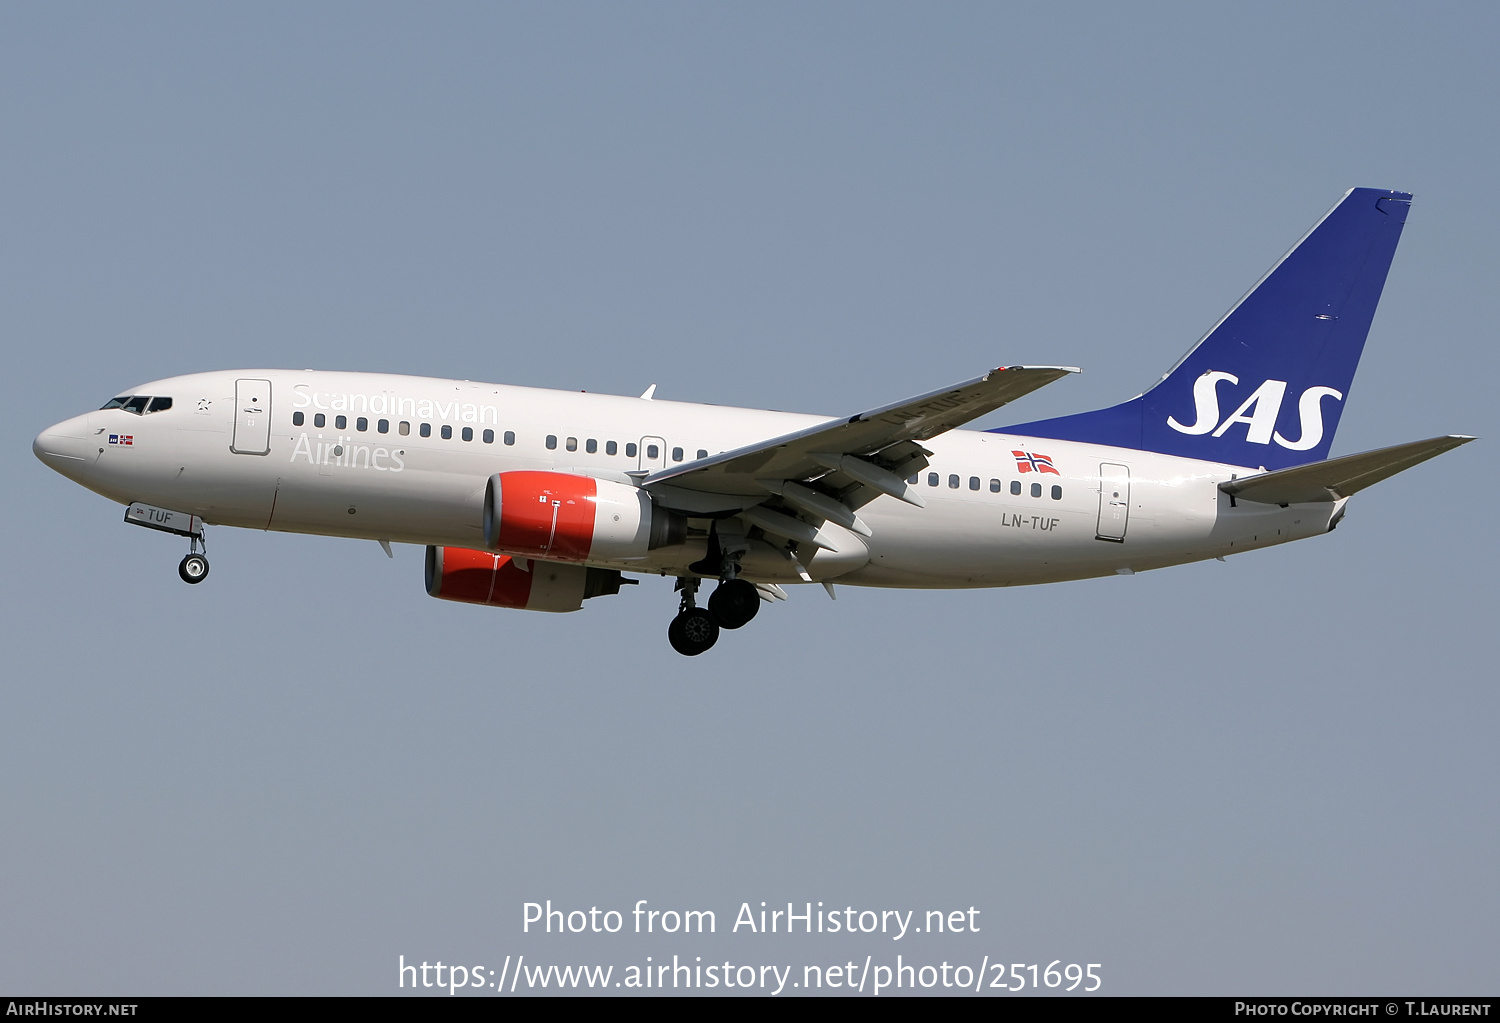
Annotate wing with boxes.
[641,365,1076,531]
[645,365,1076,495]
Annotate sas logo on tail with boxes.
[1013,450,1060,475]
[1166,371,1342,451]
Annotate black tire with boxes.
[668,608,719,656]
[708,578,760,629]
[178,553,209,584]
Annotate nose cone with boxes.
[34,414,95,479]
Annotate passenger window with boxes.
[586,439,597,454]
[419,423,431,438]
[399,421,410,436]
[335,415,347,430]
[908,476,919,484]
[1031,482,1042,498]
[989,479,1001,493]
[948,474,960,489]
[1051,485,1063,500]
[928,472,939,487]
[646,444,660,459]
[504,431,515,445]
[1011,480,1022,495]
[626,443,638,457]
[697,449,708,460]
[483,429,494,443]
[546,435,557,449]
[147,397,173,413]
[672,447,683,461]
[292,411,304,426]
[378,419,389,434]
[566,437,578,452]
[462,427,473,442]
[356,417,368,432]
[314,413,326,428]
[606,440,617,455]
[969,476,980,491]
[441,425,453,440]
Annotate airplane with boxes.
[33,187,1473,655]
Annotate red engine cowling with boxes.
[424,546,624,613]
[482,471,683,562]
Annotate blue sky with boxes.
[3,2,1495,995]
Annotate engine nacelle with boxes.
[424,546,625,613]
[482,471,684,562]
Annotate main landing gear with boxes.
[708,578,759,629]
[667,519,766,655]
[666,565,762,656]
[668,579,718,656]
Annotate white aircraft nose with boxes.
[33,414,95,478]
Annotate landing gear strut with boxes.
[687,519,760,630]
[668,521,768,654]
[668,578,718,656]
[121,502,211,585]
[178,533,209,584]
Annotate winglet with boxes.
[640,384,657,401]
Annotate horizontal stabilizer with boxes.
[1220,435,1474,505]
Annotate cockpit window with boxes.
[100,395,173,415]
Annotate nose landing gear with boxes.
[177,532,209,584]
[178,552,209,584]
[122,502,211,585]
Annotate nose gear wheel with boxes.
[177,529,209,584]
[178,553,209,584]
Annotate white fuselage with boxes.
[34,369,1339,589]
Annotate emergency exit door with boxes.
[638,435,667,473]
[231,378,272,455]
[1096,463,1130,542]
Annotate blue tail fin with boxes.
[998,187,1412,470]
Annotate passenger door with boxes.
[230,378,272,455]
[1096,463,1130,542]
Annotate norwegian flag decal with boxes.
[1012,450,1058,475]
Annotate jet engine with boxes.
[482,471,685,562]
[424,546,625,613]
